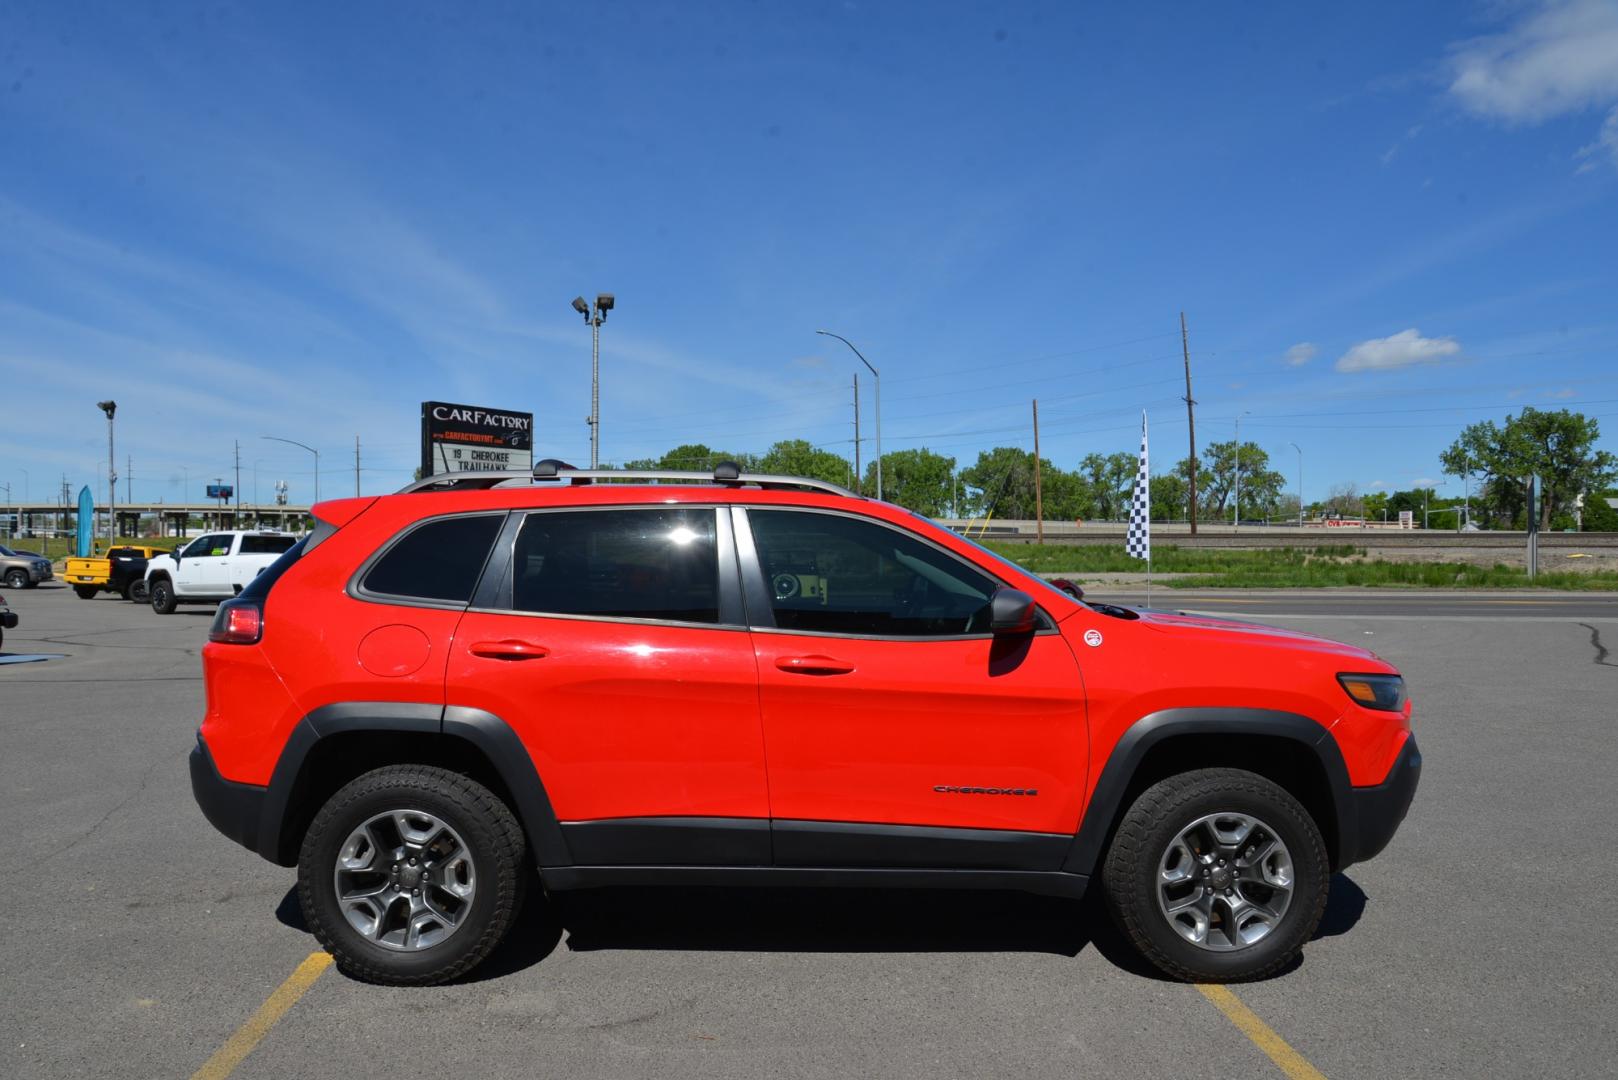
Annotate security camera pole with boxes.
[573,294,615,468]
[97,400,117,545]
[817,330,881,500]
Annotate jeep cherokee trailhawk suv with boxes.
[190,462,1420,984]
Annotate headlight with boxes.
[1337,673,1407,712]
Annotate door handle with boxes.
[774,654,855,676]
[470,639,550,661]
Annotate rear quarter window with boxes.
[360,514,503,604]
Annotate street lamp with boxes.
[1288,442,1303,526]
[817,330,881,500]
[572,293,615,468]
[262,436,319,508]
[97,400,117,544]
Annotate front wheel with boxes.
[298,765,528,985]
[5,569,29,589]
[73,585,99,600]
[1101,767,1328,982]
[149,579,176,614]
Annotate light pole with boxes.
[817,330,881,500]
[572,294,615,468]
[97,401,117,544]
[262,436,319,508]
[1288,442,1303,526]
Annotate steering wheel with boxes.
[772,573,800,601]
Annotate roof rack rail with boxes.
[395,461,860,498]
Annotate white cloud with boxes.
[1335,328,1462,372]
[1283,342,1318,366]
[1574,105,1618,171]
[1447,1,1618,170]
[1448,0,1618,122]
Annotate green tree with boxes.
[1078,452,1137,520]
[959,447,1041,519]
[862,448,956,515]
[1148,473,1188,522]
[1362,491,1390,523]
[1583,489,1618,531]
[626,444,755,472]
[758,440,855,489]
[1179,441,1286,519]
[1441,408,1617,530]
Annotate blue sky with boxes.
[2,0,1616,508]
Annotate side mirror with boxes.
[989,587,1038,635]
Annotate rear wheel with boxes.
[298,765,527,985]
[149,578,176,614]
[1101,767,1328,982]
[123,578,150,603]
[73,585,98,600]
[4,569,29,589]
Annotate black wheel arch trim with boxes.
[1061,707,1358,877]
[237,701,569,868]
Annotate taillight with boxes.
[210,599,263,644]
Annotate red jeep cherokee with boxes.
[190,463,1419,984]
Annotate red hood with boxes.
[1135,608,1392,668]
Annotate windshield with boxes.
[0,545,13,557]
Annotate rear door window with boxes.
[510,508,720,624]
[239,534,298,555]
[361,514,503,604]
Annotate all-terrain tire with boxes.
[1101,767,1329,982]
[149,578,176,614]
[298,765,527,986]
[124,578,151,603]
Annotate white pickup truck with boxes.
[144,531,300,614]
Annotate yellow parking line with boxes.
[189,951,332,1080]
[1196,983,1328,1080]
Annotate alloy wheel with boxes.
[1156,811,1294,951]
[333,809,477,951]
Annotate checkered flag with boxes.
[1125,412,1150,562]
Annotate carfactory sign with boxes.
[420,401,534,476]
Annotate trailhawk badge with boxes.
[1083,628,1104,647]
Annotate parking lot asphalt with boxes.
[1,583,1613,1079]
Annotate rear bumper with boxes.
[1344,735,1421,865]
[189,735,270,859]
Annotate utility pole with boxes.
[852,373,862,495]
[234,440,242,529]
[126,454,132,504]
[1032,399,1045,544]
[1181,312,1198,535]
[354,435,361,497]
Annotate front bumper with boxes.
[32,564,52,583]
[1345,735,1421,864]
[189,735,270,858]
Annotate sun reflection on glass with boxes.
[668,527,697,545]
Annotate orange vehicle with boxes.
[190,462,1419,984]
